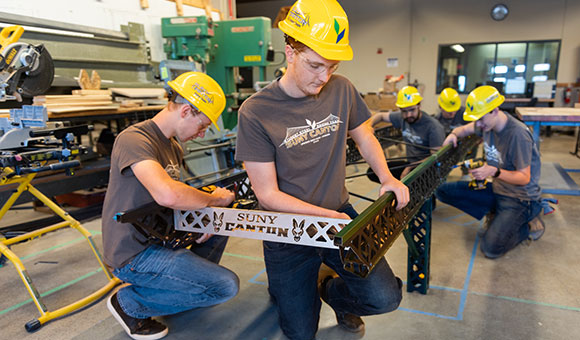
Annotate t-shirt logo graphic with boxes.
[484,142,502,165]
[402,129,423,145]
[165,161,180,180]
[280,114,343,149]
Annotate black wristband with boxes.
[493,167,501,178]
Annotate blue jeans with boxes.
[113,236,239,318]
[435,181,542,258]
[263,204,403,340]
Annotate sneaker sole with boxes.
[529,217,546,241]
[338,323,365,333]
[107,294,168,340]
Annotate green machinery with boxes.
[161,16,272,130]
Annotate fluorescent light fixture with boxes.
[533,63,550,72]
[532,75,548,82]
[514,65,526,73]
[458,75,466,92]
[494,65,508,74]
[0,22,95,38]
[450,44,465,53]
[493,77,506,83]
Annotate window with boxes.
[436,40,561,95]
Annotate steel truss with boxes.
[116,136,481,291]
[334,135,481,278]
[346,125,401,165]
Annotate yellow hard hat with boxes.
[278,0,353,61]
[396,86,423,108]
[463,85,505,121]
[438,88,461,112]
[167,72,226,131]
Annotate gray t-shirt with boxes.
[482,114,541,201]
[436,107,467,135]
[235,75,370,210]
[390,111,445,163]
[102,120,183,269]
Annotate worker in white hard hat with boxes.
[235,1,409,339]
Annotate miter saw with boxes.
[0,25,54,102]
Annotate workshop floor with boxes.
[1,132,579,340]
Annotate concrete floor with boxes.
[1,131,580,340]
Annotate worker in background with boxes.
[101,72,239,340]
[437,87,478,172]
[436,85,544,259]
[235,0,409,339]
[367,85,445,180]
[437,87,468,135]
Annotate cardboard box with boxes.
[383,80,397,93]
[364,92,396,111]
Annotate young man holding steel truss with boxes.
[235,0,410,339]
[102,72,239,340]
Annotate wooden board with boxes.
[72,89,112,96]
[110,88,166,98]
[34,95,112,104]
[43,101,114,108]
[47,105,165,119]
[48,105,120,114]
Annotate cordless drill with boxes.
[463,159,488,190]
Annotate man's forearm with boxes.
[451,122,475,138]
[255,188,346,219]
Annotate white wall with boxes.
[0,0,222,62]
[238,0,580,113]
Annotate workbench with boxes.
[48,105,165,124]
[516,107,580,156]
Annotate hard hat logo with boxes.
[467,102,473,112]
[486,93,498,104]
[287,9,310,28]
[404,93,412,102]
[334,19,345,43]
[191,82,214,105]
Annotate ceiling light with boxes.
[533,63,550,72]
[494,65,508,74]
[450,44,465,53]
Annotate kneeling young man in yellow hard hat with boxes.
[235,0,409,338]
[102,72,239,340]
[435,85,544,259]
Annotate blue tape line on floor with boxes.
[249,268,267,285]
[456,233,479,320]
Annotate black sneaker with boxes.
[318,268,365,334]
[335,311,365,333]
[107,292,168,340]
